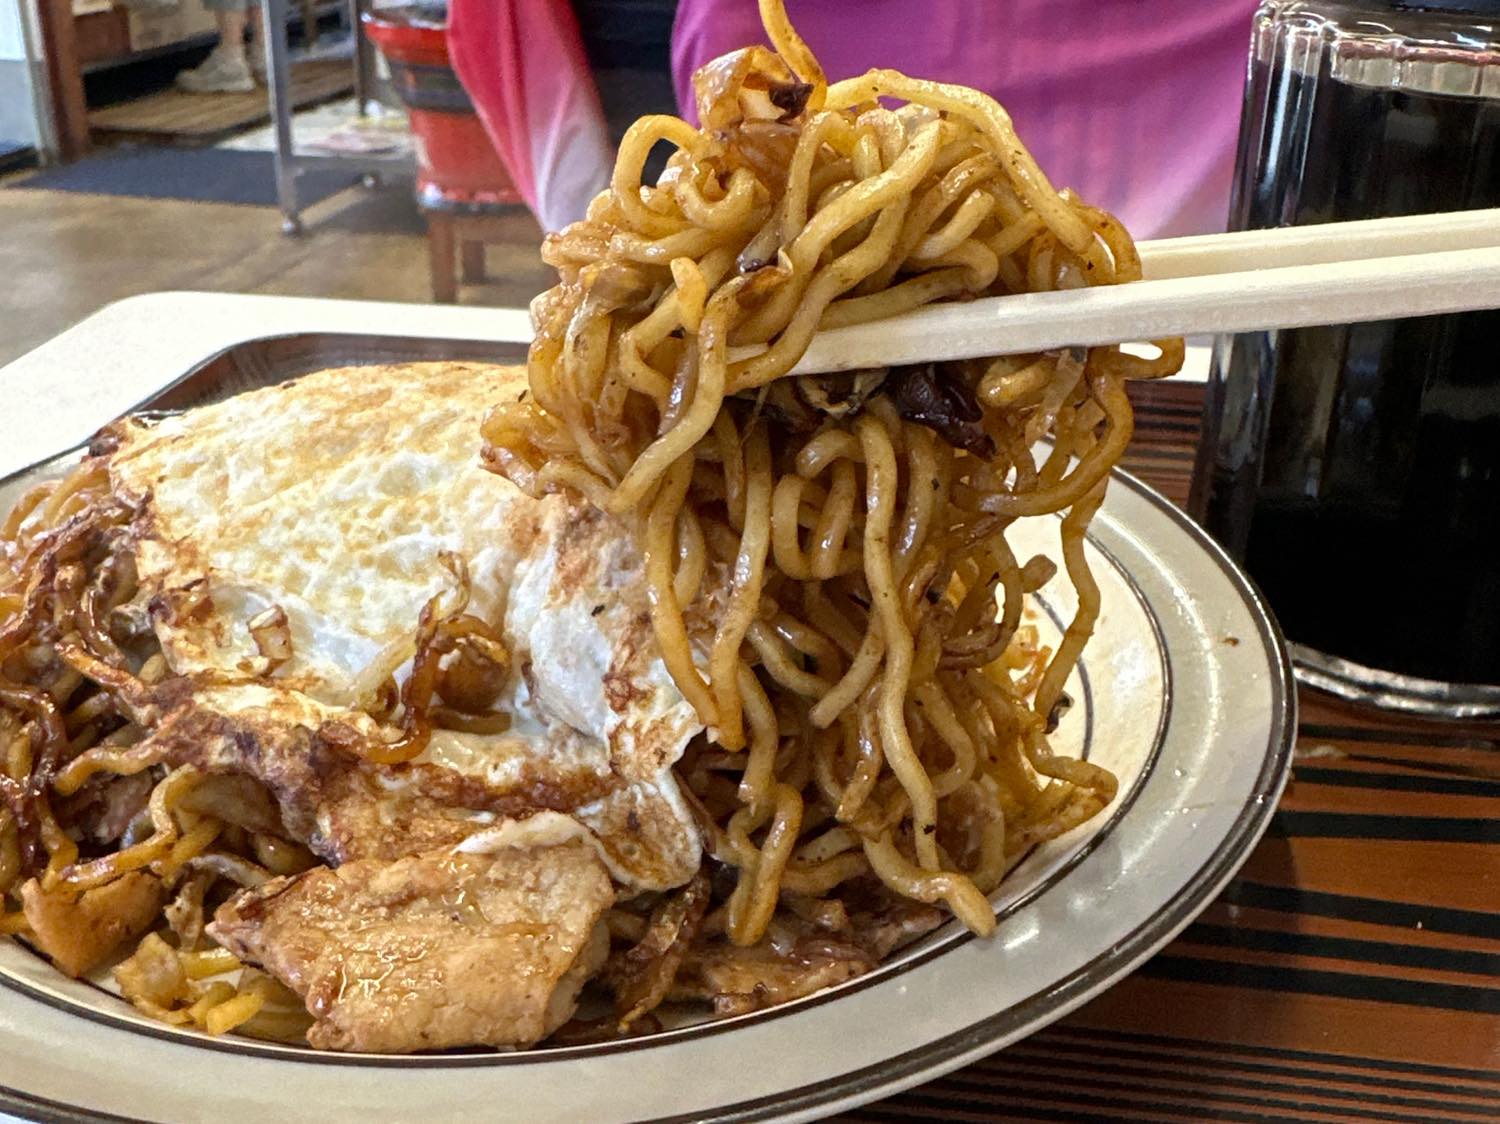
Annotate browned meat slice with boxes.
[61,771,154,846]
[669,935,876,1017]
[847,895,946,959]
[668,890,945,1018]
[21,871,165,977]
[208,822,614,1051]
[599,869,710,1029]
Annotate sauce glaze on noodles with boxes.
[482,0,1183,945]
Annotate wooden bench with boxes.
[423,206,525,303]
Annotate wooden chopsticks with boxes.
[773,210,1500,376]
[1137,207,1500,278]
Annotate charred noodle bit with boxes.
[0,0,1182,1052]
[355,556,511,766]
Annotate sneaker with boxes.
[176,49,255,94]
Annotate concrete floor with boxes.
[0,180,552,369]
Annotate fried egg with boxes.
[103,362,703,890]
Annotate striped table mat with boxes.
[842,379,1500,1122]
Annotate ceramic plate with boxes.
[0,438,1293,1124]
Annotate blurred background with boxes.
[0,0,682,364]
[0,0,1256,367]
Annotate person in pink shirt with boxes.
[448,0,615,232]
[673,1,1257,238]
[450,0,1256,239]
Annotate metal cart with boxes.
[259,0,413,234]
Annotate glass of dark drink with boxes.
[1192,0,1500,717]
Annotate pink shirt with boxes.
[672,1,1257,238]
[450,0,614,232]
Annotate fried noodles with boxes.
[482,0,1181,945]
[0,463,313,1040]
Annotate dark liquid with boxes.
[1194,51,1500,686]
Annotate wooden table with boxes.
[843,379,1500,1121]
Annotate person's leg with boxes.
[246,2,266,83]
[246,1,270,82]
[216,7,248,64]
[176,0,256,93]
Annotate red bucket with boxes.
[362,7,521,205]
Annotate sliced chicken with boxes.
[670,936,876,1017]
[208,817,613,1052]
[21,871,165,978]
[669,892,945,1017]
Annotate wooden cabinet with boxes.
[73,8,130,67]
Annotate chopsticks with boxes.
[1136,207,1500,278]
[776,209,1500,376]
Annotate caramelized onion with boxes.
[247,606,293,668]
